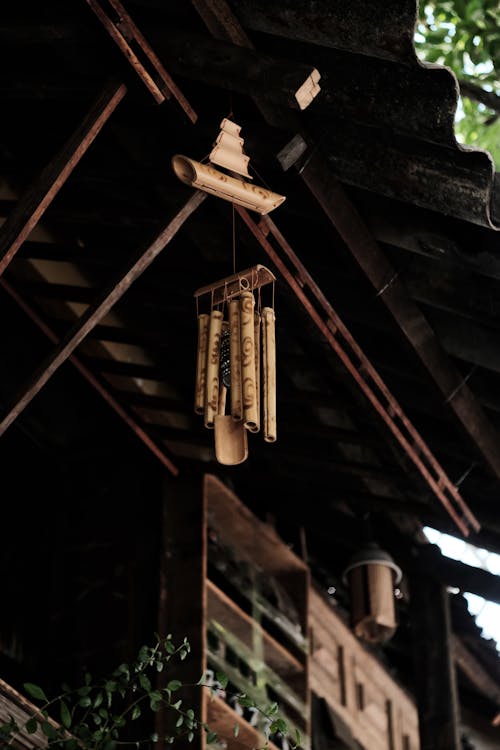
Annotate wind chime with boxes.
[193,266,277,465]
[172,117,285,464]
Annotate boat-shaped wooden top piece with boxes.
[172,118,286,215]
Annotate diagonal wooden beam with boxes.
[235,206,478,536]
[86,0,197,122]
[0,191,206,437]
[300,155,500,482]
[452,634,500,707]
[0,79,126,278]
[0,278,179,476]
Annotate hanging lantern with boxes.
[193,265,277,466]
[343,543,402,644]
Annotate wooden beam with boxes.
[150,30,320,111]
[236,207,479,535]
[86,0,196,121]
[0,80,126,277]
[0,191,206,437]
[452,634,500,707]
[300,153,500,483]
[408,543,500,605]
[409,575,461,750]
[0,278,179,476]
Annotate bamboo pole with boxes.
[240,291,258,432]
[262,306,277,442]
[229,299,243,421]
[254,309,261,433]
[194,313,209,414]
[204,309,223,428]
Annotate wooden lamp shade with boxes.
[343,543,402,644]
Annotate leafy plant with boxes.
[415,0,500,166]
[0,635,300,750]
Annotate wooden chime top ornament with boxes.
[193,266,277,465]
[172,118,286,214]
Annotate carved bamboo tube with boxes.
[194,313,209,415]
[204,310,223,429]
[254,310,261,433]
[262,307,277,442]
[240,291,259,432]
[229,299,243,421]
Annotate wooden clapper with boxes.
[194,265,277,465]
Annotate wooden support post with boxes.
[409,575,460,750]
[0,191,206,437]
[156,474,206,750]
[0,80,126,278]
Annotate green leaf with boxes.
[295,728,302,746]
[25,718,37,734]
[79,696,92,708]
[93,691,104,709]
[132,705,141,720]
[179,649,188,660]
[172,699,182,710]
[156,660,164,672]
[188,731,194,742]
[167,680,182,692]
[216,672,228,689]
[60,700,71,729]
[150,733,159,742]
[266,702,278,716]
[24,683,48,702]
[234,723,240,738]
[84,672,92,686]
[187,709,195,720]
[238,696,255,708]
[176,715,184,728]
[164,639,176,654]
[207,731,219,744]
[139,674,151,692]
[41,721,57,740]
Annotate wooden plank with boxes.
[409,575,460,750]
[207,579,304,676]
[0,80,126,278]
[0,679,62,749]
[206,693,280,750]
[0,191,205,436]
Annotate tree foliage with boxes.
[415,0,500,167]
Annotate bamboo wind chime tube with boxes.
[229,299,243,421]
[262,307,277,442]
[204,310,223,429]
[254,309,261,433]
[240,291,259,432]
[194,313,209,415]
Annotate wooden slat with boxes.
[0,191,205,436]
[0,80,126,278]
[207,579,304,676]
